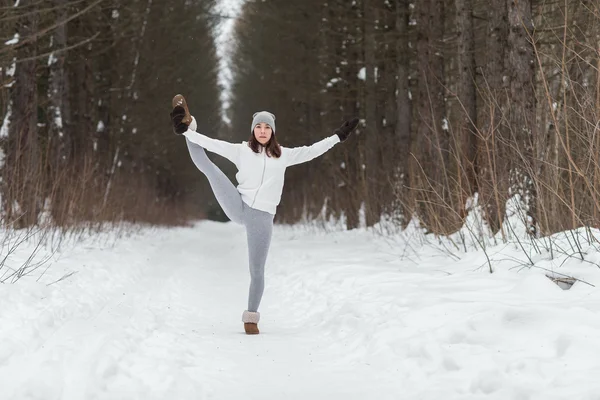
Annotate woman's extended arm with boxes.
[285,135,340,167]
[183,117,240,165]
[285,118,359,167]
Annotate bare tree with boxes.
[477,0,508,234]
[507,0,537,235]
[455,0,477,201]
[4,0,42,228]
[363,0,380,226]
[393,0,412,226]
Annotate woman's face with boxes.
[253,122,273,145]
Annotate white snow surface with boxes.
[1,219,600,399]
[5,59,16,78]
[48,52,57,66]
[0,101,12,139]
[4,33,19,46]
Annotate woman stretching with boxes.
[170,95,359,335]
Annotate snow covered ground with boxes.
[1,219,600,399]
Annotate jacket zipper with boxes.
[251,150,267,208]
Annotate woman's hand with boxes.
[170,106,189,135]
[334,118,360,142]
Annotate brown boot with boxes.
[172,94,192,125]
[242,310,260,335]
[244,323,259,335]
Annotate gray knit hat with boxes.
[251,111,276,133]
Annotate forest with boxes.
[1,0,599,239]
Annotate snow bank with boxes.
[0,210,598,399]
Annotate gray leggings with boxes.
[186,138,274,312]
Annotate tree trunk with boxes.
[48,0,72,224]
[478,0,508,235]
[455,0,477,203]
[6,0,41,227]
[414,0,450,233]
[394,0,412,226]
[363,0,380,226]
[507,0,537,235]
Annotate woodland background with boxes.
[1,0,599,239]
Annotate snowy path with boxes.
[1,221,600,399]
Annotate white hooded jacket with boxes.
[183,122,340,215]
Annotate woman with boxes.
[170,94,359,335]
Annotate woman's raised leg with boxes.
[185,138,244,224]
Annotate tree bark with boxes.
[394,0,412,226]
[478,0,508,234]
[455,0,477,200]
[507,0,537,235]
[363,0,380,226]
[414,0,449,233]
[48,0,72,224]
[6,0,41,227]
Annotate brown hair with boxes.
[248,132,282,158]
